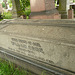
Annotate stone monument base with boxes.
[30,0,61,19]
[59,11,68,19]
[30,11,61,19]
[0,19,75,74]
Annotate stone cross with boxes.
[30,0,61,19]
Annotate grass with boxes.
[0,58,47,75]
[0,58,32,75]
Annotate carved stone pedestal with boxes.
[30,0,61,19]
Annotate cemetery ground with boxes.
[0,58,32,75]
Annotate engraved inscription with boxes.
[11,38,44,54]
[8,38,54,64]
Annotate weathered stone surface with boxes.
[30,0,55,12]
[68,9,74,19]
[58,0,70,19]
[0,19,75,72]
[30,0,61,19]
[11,0,23,18]
[30,0,45,12]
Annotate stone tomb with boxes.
[0,19,75,74]
[30,0,61,19]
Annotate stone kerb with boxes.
[0,19,75,73]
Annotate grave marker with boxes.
[30,0,61,19]
[58,0,70,19]
[0,19,75,73]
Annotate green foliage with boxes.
[41,71,47,75]
[8,0,12,8]
[20,0,30,18]
[0,19,3,21]
[24,6,31,16]
[9,3,12,8]
[2,12,12,19]
[73,0,75,2]
[74,10,75,17]
[20,0,30,12]
[25,9,31,19]
[55,0,57,7]
[2,2,5,8]
[0,58,32,75]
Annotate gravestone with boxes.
[68,9,74,19]
[0,19,75,74]
[58,0,70,19]
[30,0,61,19]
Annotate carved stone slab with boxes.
[0,19,75,72]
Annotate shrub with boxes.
[20,0,30,12]
[9,3,12,8]
[24,6,31,16]
[2,11,12,19]
[73,0,75,2]
[20,0,31,17]
[2,2,5,8]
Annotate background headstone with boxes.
[68,9,74,19]
[30,0,61,19]
[58,0,70,19]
